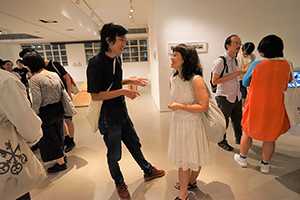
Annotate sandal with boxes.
[218,141,234,151]
[174,182,197,190]
[175,196,189,200]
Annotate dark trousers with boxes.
[215,96,242,143]
[38,102,64,162]
[239,80,247,99]
[99,113,153,184]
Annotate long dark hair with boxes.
[172,44,203,81]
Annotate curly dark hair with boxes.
[172,44,203,81]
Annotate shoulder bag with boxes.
[203,83,226,143]
[284,60,300,126]
[0,122,47,200]
[190,76,226,143]
[86,58,116,133]
[59,79,77,117]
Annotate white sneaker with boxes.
[259,160,270,174]
[234,154,247,168]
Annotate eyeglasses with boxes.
[233,42,242,46]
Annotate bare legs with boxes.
[177,167,201,200]
[178,168,189,199]
[262,141,275,163]
[240,131,275,163]
[63,121,75,138]
[240,131,252,157]
[57,156,66,165]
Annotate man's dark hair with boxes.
[23,51,45,73]
[100,22,128,52]
[16,59,23,64]
[257,35,284,58]
[224,34,238,50]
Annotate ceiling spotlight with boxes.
[129,13,133,19]
[130,6,134,12]
[75,0,81,5]
[129,0,134,12]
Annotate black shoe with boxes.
[64,136,70,146]
[30,143,39,151]
[235,140,240,145]
[218,141,234,151]
[47,163,67,174]
[65,141,75,153]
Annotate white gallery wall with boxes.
[0,43,23,65]
[148,0,300,111]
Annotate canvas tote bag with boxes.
[203,83,226,143]
[86,58,116,133]
[0,122,47,200]
[284,60,300,126]
[59,79,77,117]
[190,75,225,143]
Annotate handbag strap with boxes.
[51,61,70,92]
[51,61,61,76]
[106,58,116,91]
[189,75,212,101]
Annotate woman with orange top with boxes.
[234,35,293,174]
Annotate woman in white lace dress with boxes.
[168,44,210,200]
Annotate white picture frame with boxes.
[168,42,208,54]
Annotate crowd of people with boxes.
[1,48,78,200]
[0,22,294,200]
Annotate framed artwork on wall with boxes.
[168,42,208,54]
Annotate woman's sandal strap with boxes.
[188,182,197,189]
[174,196,189,200]
[174,182,197,190]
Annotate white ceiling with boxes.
[0,0,148,44]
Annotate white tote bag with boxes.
[86,58,115,133]
[284,61,300,126]
[189,76,225,143]
[203,84,226,143]
[61,88,77,117]
[0,122,47,200]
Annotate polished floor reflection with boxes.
[31,86,300,200]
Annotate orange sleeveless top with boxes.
[242,59,291,141]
